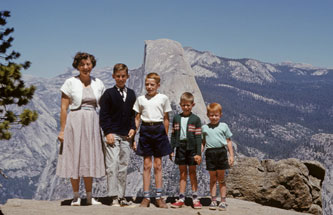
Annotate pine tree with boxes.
[0,11,38,140]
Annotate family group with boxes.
[56,52,234,211]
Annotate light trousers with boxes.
[104,134,131,198]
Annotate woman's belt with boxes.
[71,106,96,111]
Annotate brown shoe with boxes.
[139,198,150,207]
[155,198,168,208]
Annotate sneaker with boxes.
[171,199,184,208]
[192,199,202,209]
[139,198,150,207]
[112,198,120,207]
[209,201,217,210]
[91,198,102,205]
[218,202,227,211]
[71,197,81,206]
[119,198,134,207]
[155,198,168,208]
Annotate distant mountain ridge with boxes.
[184,46,333,214]
[0,39,332,214]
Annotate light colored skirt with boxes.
[56,109,105,179]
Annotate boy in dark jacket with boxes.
[170,92,202,209]
[99,63,136,206]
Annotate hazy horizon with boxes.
[2,0,333,78]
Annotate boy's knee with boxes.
[154,164,162,172]
[180,171,187,180]
[143,163,152,171]
[218,178,226,185]
[189,169,196,176]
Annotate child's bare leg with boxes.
[179,165,187,194]
[154,156,166,207]
[153,157,162,188]
[189,165,201,208]
[217,170,226,201]
[143,156,152,192]
[189,165,198,192]
[209,171,217,201]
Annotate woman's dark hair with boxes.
[72,52,96,69]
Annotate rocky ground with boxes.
[0,198,310,215]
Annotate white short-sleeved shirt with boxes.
[133,93,172,122]
[202,122,232,148]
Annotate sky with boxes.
[2,0,333,78]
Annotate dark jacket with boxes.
[171,113,202,155]
[99,86,136,136]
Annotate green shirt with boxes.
[202,122,232,149]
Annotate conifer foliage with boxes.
[0,11,38,140]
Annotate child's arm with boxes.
[135,112,141,131]
[128,95,137,140]
[99,90,115,145]
[163,112,169,134]
[195,137,205,164]
[132,113,141,151]
[201,136,206,153]
[194,118,202,164]
[226,138,234,166]
[169,116,176,161]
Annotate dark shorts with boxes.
[205,147,230,171]
[175,142,197,166]
[136,123,172,157]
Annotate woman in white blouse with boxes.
[56,52,105,206]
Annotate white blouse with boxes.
[60,76,105,110]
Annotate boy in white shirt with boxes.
[133,72,172,208]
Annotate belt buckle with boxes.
[148,122,154,126]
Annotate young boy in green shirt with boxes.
[170,92,202,209]
[202,102,234,211]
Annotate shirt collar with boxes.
[115,85,127,92]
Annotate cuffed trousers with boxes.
[104,134,131,198]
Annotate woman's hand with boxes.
[58,131,64,143]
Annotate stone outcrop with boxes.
[227,157,325,215]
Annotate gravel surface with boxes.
[0,198,311,215]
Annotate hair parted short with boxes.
[145,72,160,84]
[72,52,96,69]
[113,63,128,75]
[180,92,194,103]
[207,102,222,115]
